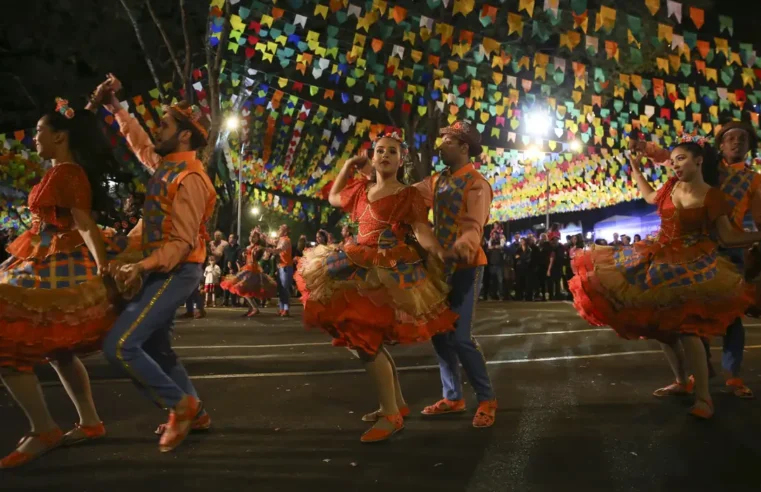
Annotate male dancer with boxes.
[94,75,217,452]
[414,120,498,427]
[270,224,293,317]
[645,121,760,399]
[707,121,760,398]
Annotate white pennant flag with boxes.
[667,1,682,23]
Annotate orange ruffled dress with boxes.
[570,177,754,343]
[220,245,277,299]
[0,163,121,371]
[295,178,457,356]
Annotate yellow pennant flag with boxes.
[519,0,535,17]
[453,0,475,16]
[645,0,660,16]
[508,13,524,36]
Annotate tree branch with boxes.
[180,0,193,104]
[145,0,184,82]
[118,0,165,101]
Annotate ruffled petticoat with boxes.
[295,242,457,356]
[0,228,128,371]
[220,263,277,299]
[569,235,754,343]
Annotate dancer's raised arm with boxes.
[328,154,370,207]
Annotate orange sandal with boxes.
[62,422,106,446]
[421,398,466,416]
[0,428,64,469]
[158,396,201,453]
[726,378,754,399]
[689,398,714,420]
[362,406,410,422]
[360,414,404,443]
[155,412,211,435]
[653,376,695,397]
[472,400,497,428]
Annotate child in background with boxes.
[204,257,222,308]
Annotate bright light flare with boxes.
[225,115,240,130]
[251,206,260,215]
[525,146,543,161]
[525,110,552,136]
[269,231,277,238]
[570,140,582,152]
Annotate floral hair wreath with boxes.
[676,133,709,148]
[372,128,409,158]
[55,97,75,119]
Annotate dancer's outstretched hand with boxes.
[117,263,145,288]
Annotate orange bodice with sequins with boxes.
[341,178,428,248]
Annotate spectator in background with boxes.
[486,230,505,300]
[341,225,355,246]
[611,233,622,247]
[515,238,533,301]
[547,223,561,241]
[208,230,229,264]
[633,234,642,243]
[621,235,632,246]
[546,235,565,300]
[534,233,552,301]
[203,257,222,308]
[221,234,241,306]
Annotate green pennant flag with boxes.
[655,95,665,107]
[721,66,735,85]
[628,15,641,33]
[571,0,587,15]
[532,20,551,42]
[553,71,565,85]
[680,63,692,77]
[335,11,348,24]
[629,47,643,65]
[683,31,697,49]
[719,15,734,36]
[613,100,624,113]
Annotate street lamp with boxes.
[525,110,552,136]
[225,115,240,131]
[570,139,582,152]
[251,206,260,215]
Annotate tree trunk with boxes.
[118,0,165,101]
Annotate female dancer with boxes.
[220,230,277,317]
[570,137,761,419]
[0,99,128,467]
[296,130,457,442]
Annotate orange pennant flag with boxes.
[605,40,619,61]
[391,5,406,23]
[689,7,704,29]
[518,0,535,17]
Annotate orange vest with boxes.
[142,152,216,265]
[432,164,490,269]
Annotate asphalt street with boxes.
[2,301,761,492]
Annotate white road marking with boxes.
[33,344,761,387]
[172,328,612,350]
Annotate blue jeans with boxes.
[185,288,204,313]
[103,263,203,409]
[432,266,495,402]
[704,248,746,377]
[278,265,293,312]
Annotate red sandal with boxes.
[360,414,404,443]
[362,406,410,422]
[420,398,466,416]
[0,428,64,469]
[158,396,201,453]
[726,378,754,399]
[689,398,714,420]
[653,376,695,397]
[62,422,106,446]
[472,400,497,428]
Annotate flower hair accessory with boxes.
[55,97,75,119]
[676,133,709,148]
[372,127,409,157]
